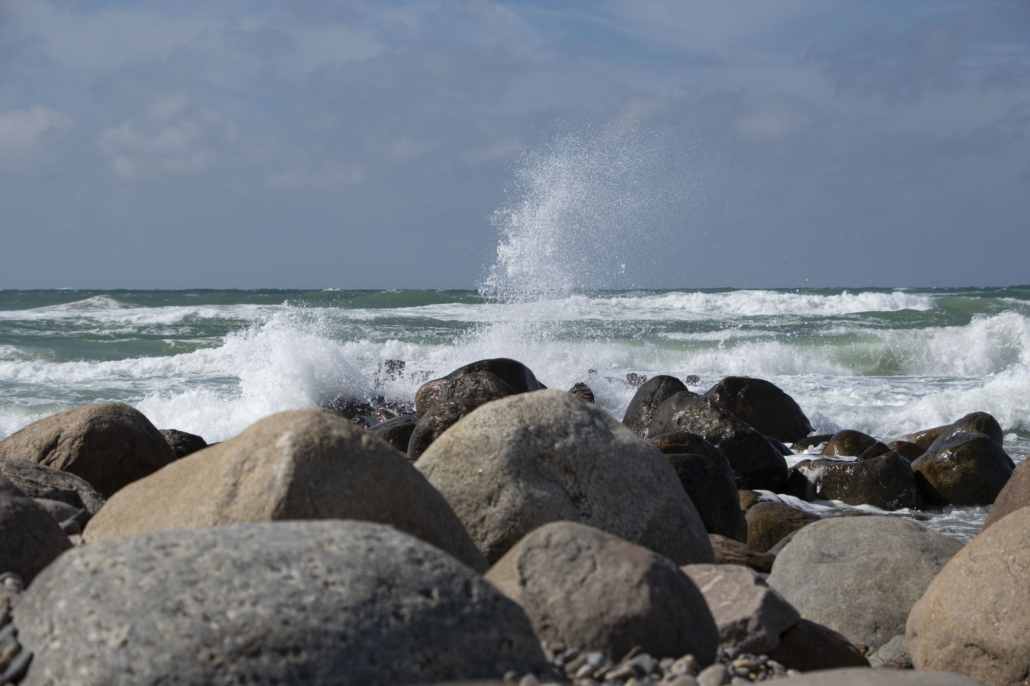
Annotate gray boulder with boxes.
[15,521,549,686]
[0,458,105,515]
[83,409,487,572]
[912,432,1013,505]
[648,394,788,491]
[768,516,963,649]
[623,376,690,437]
[680,563,799,654]
[0,403,175,497]
[486,521,718,664]
[0,476,72,583]
[417,390,713,565]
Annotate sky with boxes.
[1,0,1028,289]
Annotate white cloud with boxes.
[0,106,73,166]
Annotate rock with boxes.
[793,453,922,511]
[159,429,207,459]
[648,394,788,491]
[32,497,82,525]
[708,535,775,574]
[368,414,418,453]
[774,669,976,686]
[16,521,549,686]
[448,358,547,394]
[980,455,1030,532]
[83,409,487,572]
[486,521,718,664]
[907,506,1030,686]
[416,371,517,418]
[869,635,911,669]
[738,490,760,512]
[887,441,924,462]
[680,563,800,654]
[791,434,833,452]
[623,376,690,437]
[407,400,478,462]
[0,476,71,583]
[649,432,747,541]
[899,425,949,451]
[0,458,105,515]
[778,468,812,500]
[324,395,414,420]
[745,502,818,553]
[766,622,870,672]
[766,436,792,456]
[704,377,813,443]
[928,411,1004,449]
[856,442,892,461]
[417,390,713,565]
[568,382,594,403]
[821,430,881,458]
[911,432,1013,505]
[0,403,175,498]
[767,516,962,649]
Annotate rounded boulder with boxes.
[704,376,813,443]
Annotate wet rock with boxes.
[856,441,892,461]
[649,394,788,491]
[766,436,792,456]
[649,432,747,541]
[0,402,175,498]
[980,454,1030,532]
[486,521,718,664]
[16,521,549,686]
[821,430,881,458]
[745,502,818,553]
[767,621,870,672]
[928,411,1004,449]
[767,516,962,649]
[416,372,517,418]
[323,395,414,420]
[911,432,1013,505]
[908,505,1030,686]
[778,468,812,500]
[704,377,813,444]
[793,453,922,511]
[417,390,713,565]
[368,414,418,453]
[887,441,925,462]
[899,425,949,451]
[407,399,478,462]
[790,434,833,453]
[623,376,690,438]
[680,563,800,654]
[0,458,105,515]
[567,382,594,403]
[708,535,775,574]
[83,408,487,572]
[159,429,207,459]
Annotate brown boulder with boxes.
[900,425,949,451]
[83,409,487,572]
[912,432,1013,505]
[0,403,175,497]
[793,453,922,511]
[738,490,760,511]
[745,502,818,553]
[821,430,881,458]
[928,411,1004,449]
[908,505,1030,686]
[887,440,925,462]
[980,455,1030,532]
[709,534,775,574]
[704,377,813,443]
[486,521,718,664]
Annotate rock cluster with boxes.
[0,360,1020,686]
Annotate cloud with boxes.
[0,105,73,167]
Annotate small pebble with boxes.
[698,663,730,686]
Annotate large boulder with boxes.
[0,458,105,515]
[414,358,544,418]
[623,376,690,437]
[821,430,882,458]
[793,453,922,511]
[648,394,788,491]
[83,409,487,572]
[900,425,950,451]
[416,390,713,565]
[648,432,747,542]
[911,432,1013,505]
[407,400,478,461]
[767,516,962,649]
[0,403,176,497]
[15,521,549,686]
[704,377,813,443]
[745,502,818,553]
[907,506,1030,686]
[680,563,800,654]
[887,440,925,462]
[0,476,72,583]
[928,411,1004,449]
[980,456,1030,532]
[486,521,718,664]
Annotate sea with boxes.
[1,285,1028,542]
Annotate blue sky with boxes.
[1,0,1028,289]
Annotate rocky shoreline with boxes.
[0,357,1024,685]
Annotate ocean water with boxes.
[1,285,1028,541]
